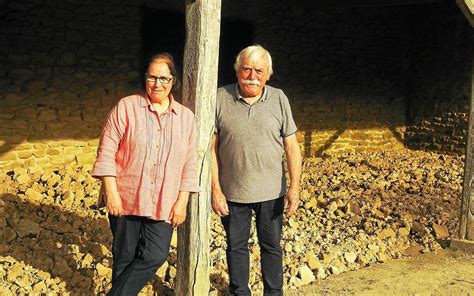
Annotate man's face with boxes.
[236,58,269,98]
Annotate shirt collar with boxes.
[140,93,178,115]
[233,83,267,103]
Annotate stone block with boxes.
[61,91,78,101]
[14,143,34,150]
[50,158,65,165]
[308,257,322,270]
[16,219,41,238]
[432,223,449,238]
[405,246,423,256]
[8,53,29,64]
[0,112,14,119]
[34,143,48,149]
[46,148,61,156]
[63,147,78,154]
[16,174,31,185]
[16,107,38,119]
[25,80,48,92]
[81,147,93,153]
[82,112,98,123]
[59,115,82,123]
[298,264,315,285]
[38,109,58,122]
[8,69,34,81]
[75,153,96,166]
[156,261,169,278]
[88,139,100,146]
[46,122,68,130]
[0,152,18,161]
[350,131,368,140]
[60,52,76,65]
[0,161,16,171]
[398,228,410,237]
[344,252,357,264]
[25,188,43,201]
[29,122,46,133]
[377,228,396,240]
[66,141,85,147]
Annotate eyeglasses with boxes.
[145,74,173,85]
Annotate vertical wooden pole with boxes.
[455,0,474,28]
[460,57,474,240]
[176,0,221,295]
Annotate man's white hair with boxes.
[234,45,273,77]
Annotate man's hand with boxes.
[284,187,299,217]
[169,193,189,227]
[106,192,124,217]
[212,189,229,217]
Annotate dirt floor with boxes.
[286,249,474,296]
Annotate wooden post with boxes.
[456,0,474,28]
[460,57,474,240]
[176,0,221,295]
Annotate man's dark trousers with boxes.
[222,197,284,296]
[107,215,173,296]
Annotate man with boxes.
[212,45,302,295]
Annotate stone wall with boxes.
[0,0,472,172]
[251,3,410,155]
[404,2,473,154]
[0,0,146,171]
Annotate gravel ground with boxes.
[286,248,474,296]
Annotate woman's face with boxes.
[145,60,174,103]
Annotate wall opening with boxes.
[141,9,186,81]
[142,9,254,89]
[218,19,254,86]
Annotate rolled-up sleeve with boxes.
[179,119,201,193]
[92,102,126,178]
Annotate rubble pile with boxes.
[0,150,463,294]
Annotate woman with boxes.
[92,53,199,295]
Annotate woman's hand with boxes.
[169,192,190,227]
[103,176,124,217]
[106,193,124,216]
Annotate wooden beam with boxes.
[460,57,474,240]
[456,0,474,27]
[176,0,221,295]
[300,0,440,8]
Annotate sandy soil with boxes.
[285,249,474,296]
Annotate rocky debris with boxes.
[404,246,424,256]
[298,264,316,285]
[0,150,464,294]
[432,223,449,239]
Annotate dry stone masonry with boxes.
[1,0,472,172]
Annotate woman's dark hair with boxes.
[144,52,181,97]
